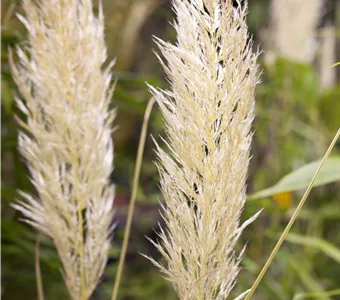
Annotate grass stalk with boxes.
[77,202,86,300]
[244,128,340,300]
[111,97,156,300]
[74,157,86,300]
[35,233,45,300]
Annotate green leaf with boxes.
[293,289,340,300]
[286,233,340,264]
[249,156,340,199]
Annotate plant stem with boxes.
[77,202,86,300]
[111,97,156,300]
[74,157,86,300]
[244,128,340,300]
[35,233,45,300]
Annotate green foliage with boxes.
[319,85,340,132]
[286,233,340,264]
[273,57,319,107]
[293,289,340,300]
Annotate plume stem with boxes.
[111,97,156,300]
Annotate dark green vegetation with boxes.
[2,0,340,299]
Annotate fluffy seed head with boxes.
[9,0,115,298]
[147,0,260,299]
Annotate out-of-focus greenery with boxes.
[1,0,340,299]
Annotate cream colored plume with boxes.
[147,0,260,299]
[270,0,323,63]
[9,0,115,299]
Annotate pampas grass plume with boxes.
[9,0,115,299]
[147,0,260,299]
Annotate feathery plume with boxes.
[148,0,260,299]
[9,1,115,299]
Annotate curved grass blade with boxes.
[244,128,340,300]
[293,289,340,300]
[111,97,156,300]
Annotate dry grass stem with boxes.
[111,97,156,300]
[244,128,340,300]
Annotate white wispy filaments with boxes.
[148,0,260,299]
[9,1,115,299]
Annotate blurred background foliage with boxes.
[1,0,340,299]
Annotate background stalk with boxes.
[111,97,155,300]
[245,128,340,300]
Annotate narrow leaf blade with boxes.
[249,156,340,199]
